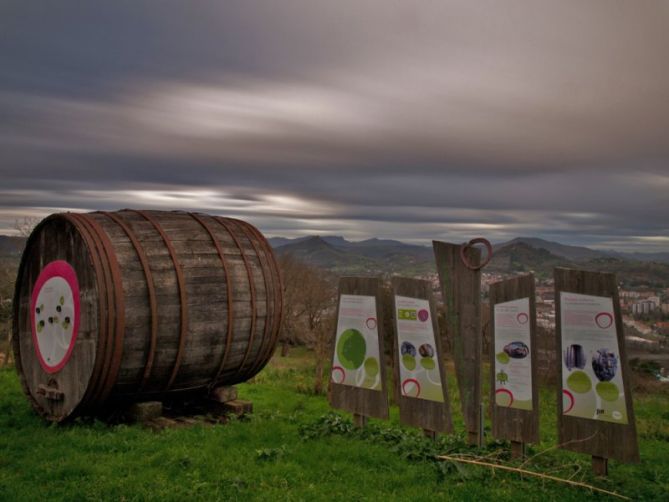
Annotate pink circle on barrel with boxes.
[516,312,529,325]
[30,260,80,373]
[595,312,613,329]
[366,317,377,330]
[417,309,429,322]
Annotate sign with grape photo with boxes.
[560,292,628,424]
[494,297,532,411]
[395,295,444,403]
[331,294,382,390]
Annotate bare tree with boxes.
[277,254,307,356]
[13,216,39,237]
[277,253,337,392]
[0,264,15,367]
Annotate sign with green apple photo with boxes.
[331,294,382,390]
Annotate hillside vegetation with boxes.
[0,349,667,500]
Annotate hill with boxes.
[2,232,668,285]
[274,236,378,273]
[494,237,607,262]
[488,242,572,278]
[0,236,26,257]
[271,234,669,286]
[273,235,434,276]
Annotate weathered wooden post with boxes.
[391,277,452,438]
[433,239,490,445]
[329,277,389,426]
[489,274,539,458]
[555,268,639,475]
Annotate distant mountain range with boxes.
[271,235,434,275]
[492,237,669,264]
[0,236,26,258]
[3,233,669,286]
[270,235,669,286]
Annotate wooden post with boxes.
[592,456,608,476]
[489,275,540,455]
[329,278,390,421]
[353,413,368,428]
[555,268,640,473]
[423,429,438,441]
[511,440,525,459]
[391,277,452,435]
[433,241,482,445]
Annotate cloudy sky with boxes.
[1,1,668,251]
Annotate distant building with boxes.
[632,300,656,315]
[648,296,661,307]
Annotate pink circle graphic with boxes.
[495,388,514,407]
[331,366,345,384]
[30,260,80,373]
[516,312,529,325]
[365,317,377,330]
[562,389,575,414]
[417,309,429,322]
[401,378,421,397]
[595,312,613,329]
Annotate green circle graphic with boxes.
[567,370,592,394]
[496,392,512,407]
[420,357,435,370]
[402,354,416,371]
[364,357,379,377]
[596,381,619,402]
[336,329,366,369]
[496,352,510,364]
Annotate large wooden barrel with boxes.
[12,210,282,421]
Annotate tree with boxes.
[277,254,306,356]
[0,263,15,367]
[14,216,39,237]
[277,254,337,393]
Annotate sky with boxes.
[1,1,668,251]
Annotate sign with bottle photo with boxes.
[395,295,444,403]
[560,292,628,424]
[493,297,533,411]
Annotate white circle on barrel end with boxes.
[612,411,622,420]
[31,260,80,373]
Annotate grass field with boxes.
[0,348,668,501]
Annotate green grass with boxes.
[0,347,668,501]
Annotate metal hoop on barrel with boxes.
[459,237,493,271]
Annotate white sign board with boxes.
[494,297,533,410]
[560,292,628,424]
[331,294,382,390]
[395,295,444,403]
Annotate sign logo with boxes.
[398,309,417,321]
[31,260,80,373]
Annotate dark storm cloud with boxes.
[1,1,668,251]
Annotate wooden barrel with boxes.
[12,210,283,421]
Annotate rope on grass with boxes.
[437,455,630,501]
